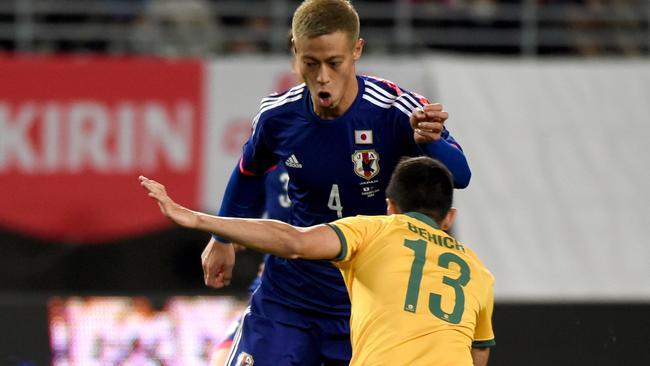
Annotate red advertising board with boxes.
[0,56,204,242]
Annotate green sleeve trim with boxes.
[472,339,496,348]
[326,223,348,262]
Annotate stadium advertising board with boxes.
[48,296,246,366]
[0,56,429,243]
[0,57,204,242]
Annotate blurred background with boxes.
[0,0,649,365]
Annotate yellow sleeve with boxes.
[473,272,496,348]
[326,215,386,269]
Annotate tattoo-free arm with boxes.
[471,347,490,366]
[140,176,341,260]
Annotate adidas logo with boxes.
[285,154,302,168]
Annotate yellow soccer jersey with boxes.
[327,212,495,366]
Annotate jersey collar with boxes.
[304,75,364,124]
[405,212,439,230]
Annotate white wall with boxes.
[201,55,650,301]
[426,56,650,301]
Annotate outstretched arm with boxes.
[140,176,341,260]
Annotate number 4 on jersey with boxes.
[328,184,343,218]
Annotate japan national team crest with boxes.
[236,352,254,366]
[352,149,380,180]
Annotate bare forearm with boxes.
[139,175,340,259]
[193,213,308,258]
[471,347,490,366]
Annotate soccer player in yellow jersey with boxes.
[140,156,495,366]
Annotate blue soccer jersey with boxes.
[262,163,292,222]
[220,75,470,317]
[214,164,292,358]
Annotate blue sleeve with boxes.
[263,163,292,222]
[391,86,471,189]
[241,112,278,176]
[418,129,471,189]
[212,162,266,243]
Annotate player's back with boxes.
[331,212,495,366]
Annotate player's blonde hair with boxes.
[292,0,360,49]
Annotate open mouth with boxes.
[318,91,333,107]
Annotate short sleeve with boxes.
[473,273,496,348]
[326,215,386,269]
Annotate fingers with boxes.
[413,128,440,142]
[139,176,154,190]
[139,175,161,188]
[413,109,447,123]
[201,247,214,286]
[203,268,232,288]
[139,176,167,199]
[232,243,247,252]
[411,103,447,144]
[140,176,159,200]
[412,103,448,123]
[139,175,157,188]
[414,120,443,139]
[424,103,443,112]
[220,264,234,287]
[415,121,443,134]
[201,240,235,289]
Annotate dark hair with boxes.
[385,157,453,223]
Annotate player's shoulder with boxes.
[254,83,306,122]
[361,75,406,96]
[462,245,495,283]
[332,214,392,233]
[360,75,429,114]
[262,82,305,101]
[335,214,388,225]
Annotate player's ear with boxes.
[353,38,364,60]
[386,198,400,215]
[440,207,457,231]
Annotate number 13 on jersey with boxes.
[403,239,470,324]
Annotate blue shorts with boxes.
[225,292,351,366]
[218,276,263,347]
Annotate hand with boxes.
[410,103,448,144]
[232,243,248,252]
[139,176,196,228]
[257,261,265,277]
[201,237,235,288]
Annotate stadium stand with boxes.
[0,0,647,56]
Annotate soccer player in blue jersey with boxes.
[201,1,472,365]
[210,163,291,366]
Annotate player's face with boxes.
[294,31,363,119]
